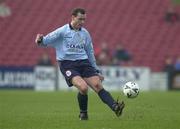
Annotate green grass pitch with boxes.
[0,90,180,129]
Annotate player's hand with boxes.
[35,34,44,45]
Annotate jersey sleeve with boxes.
[42,27,63,47]
[84,31,100,71]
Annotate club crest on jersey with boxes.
[66,70,72,77]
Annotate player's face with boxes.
[72,13,86,29]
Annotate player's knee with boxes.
[79,86,88,94]
[78,83,88,94]
[93,83,103,93]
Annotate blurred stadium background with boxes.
[0,0,179,69]
[0,0,180,129]
[0,0,180,90]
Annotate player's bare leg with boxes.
[84,76,125,117]
[72,76,89,120]
[72,76,88,95]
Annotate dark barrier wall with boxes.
[0,66,34,89]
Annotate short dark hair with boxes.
[71,8,86,16]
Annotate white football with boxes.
[123,81,140,98]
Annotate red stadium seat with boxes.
[0,0,179,71]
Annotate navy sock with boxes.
[98,89,116,110]
[77,92,88,113]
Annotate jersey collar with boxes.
[69,23,82,31]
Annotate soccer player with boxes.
[35,8,125,120]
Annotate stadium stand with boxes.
[0,0,180,71]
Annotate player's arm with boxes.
[35,28,63,47]
[85,42,99,70]
[85,33,104,81]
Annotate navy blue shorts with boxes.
[58,59,98,87]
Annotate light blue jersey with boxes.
[42,24,99,70]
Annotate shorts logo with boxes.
[66,70,72,77]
